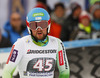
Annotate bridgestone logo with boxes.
[27,50,56,54]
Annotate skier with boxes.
[2,8,70,78]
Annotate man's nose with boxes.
[36,26,43,30]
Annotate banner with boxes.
[63,38,100,49]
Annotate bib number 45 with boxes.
[33,59,53,71]
[27,58,55,72]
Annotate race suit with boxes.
[2,35,70,78]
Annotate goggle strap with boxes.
[26,20,29,27]
[48,19,51,25]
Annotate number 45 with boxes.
[33,59,53,71]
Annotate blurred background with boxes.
[0,0,100,78]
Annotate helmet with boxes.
[26,8,51,34]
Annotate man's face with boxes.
[94,9,100,19]
[55,6,65,18]
[10,13,22,32]
[74,7,82,18]
[31,27,47,40]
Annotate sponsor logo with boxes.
[32,13,44,17]
[6,45,15,64]
[27,49,30,52]
[27,49,56,54]
[10,49,18,62]
[35,17,42,20]
[24,71,28,76]
[26,39,30,43]
[58,50,64,66]
[23,71,53,77]
[60,42,68,69]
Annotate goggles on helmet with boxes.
[29,20,48,30]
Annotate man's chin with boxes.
[36,35,45,40]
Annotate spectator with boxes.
[51,3,66,26]
[0,29,12,48]
[35,0,52,14]
[89,0,100,6]
[61,2,82,41]
[3,12,28,44]
[70,11,92,40]
[49,3,66,38]
[90,4,100,39]
[89,1,100,14]
[91,4,100,20]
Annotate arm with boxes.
[2,39,24,78]
[56,39,70,78]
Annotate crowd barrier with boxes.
[0,38,100,78]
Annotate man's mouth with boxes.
[37,32,42,35]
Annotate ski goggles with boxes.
[29,20,48,30]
